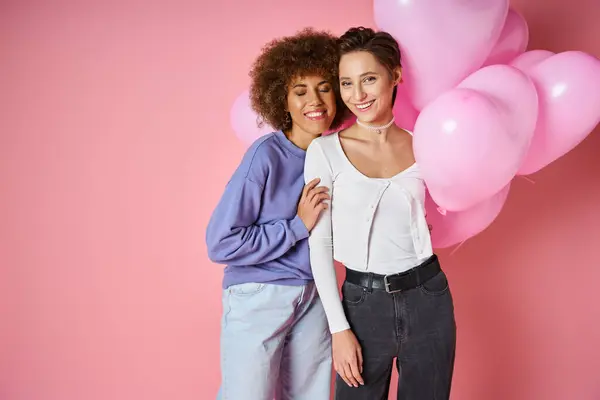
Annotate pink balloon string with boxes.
[450,239,468,256]
[518,175,536,184]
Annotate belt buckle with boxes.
[383,274,402,294]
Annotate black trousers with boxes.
[335,262,456,400]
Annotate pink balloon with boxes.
[414,89,508,211]
[393,83,419,131]
[374,0,508,110]
[458,65,538,170]
[230,90,274,146]
[426,183,511,248]
[516,51,600,174]
[483,9,529,66]
[510,49,555,74]
[414,65,537,211]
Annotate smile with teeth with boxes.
[356,100,375,111]
[304,110,327,120]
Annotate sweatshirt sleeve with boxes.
[205,170,309,267]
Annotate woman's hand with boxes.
[297,178,329,232]
[332,329,364,387]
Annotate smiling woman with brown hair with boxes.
[306,27,456,400]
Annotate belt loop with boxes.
[367,273,373,293]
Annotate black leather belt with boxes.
[345,255,441,293]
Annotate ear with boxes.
[394,67,403,85]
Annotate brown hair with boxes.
[337,26,402,105]
[249,28,347,132]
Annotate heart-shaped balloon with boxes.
[482,8,529,66]
[414,88,508,211]
[374,0,509,110]
[458,64,538,171]
[515,51,600,174]
[426,183,511,248]
[510,49,555,74]
[414,65,536,211]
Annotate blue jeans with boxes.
[217,281,332,400]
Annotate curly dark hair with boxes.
[249,28,347,132]
[338,26,402,105]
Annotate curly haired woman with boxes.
[206,28,346,400]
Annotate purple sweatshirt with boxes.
[206,131,313,289]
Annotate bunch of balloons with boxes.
[375,0,600,247]
[230,0,600,248]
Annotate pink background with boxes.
[1,1,599,399]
